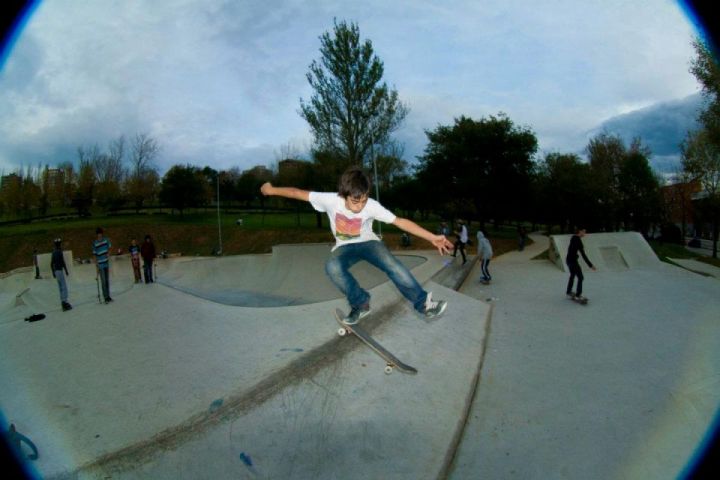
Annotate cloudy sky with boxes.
[0,0,705,176]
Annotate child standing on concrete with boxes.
[476,230,493,284]
[452,219,468,265]
[92,227,113,303]
[129,238,142,283]
[260,166,453,325]
[141,235,156,283]
[50,238,72,311]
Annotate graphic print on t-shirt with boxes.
[335,213,362,240]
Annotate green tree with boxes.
[535,152,595,233]
[300,19,408,167]
[682,129,720,257]
[586,133,657,232]
[682,37,720,257]
[617,149,661,235]
[159,165,205,216]
[690,38,720,145]
[416,114,537,227]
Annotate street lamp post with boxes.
[371,135,382,238]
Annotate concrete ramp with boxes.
[0,245,488,480]
[157,243,426,307]
[549,232,660,272]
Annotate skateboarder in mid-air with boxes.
[261,166,453,325]
[566,227,596,303]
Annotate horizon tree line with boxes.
[1,20,716,257]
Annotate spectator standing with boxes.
[50,238,72,311]
[129,238,142,283]
[141,235,156,283]
[452,219,468,265]
[92,227,113,303]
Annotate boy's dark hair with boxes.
[96,227,103,234]
[338,166,371,199]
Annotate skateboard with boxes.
[479,279,491,285]
[334,309,417,375]
[569,295,588,305]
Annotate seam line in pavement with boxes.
[436,302,495,480]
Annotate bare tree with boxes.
[131,133,159,177]
[127,133,160,211]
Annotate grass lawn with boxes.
[648,239,720,269]
[0,210,524,274]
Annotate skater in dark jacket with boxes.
[565,227,596,302]
[141,235,156,283]
[50,238,72,311]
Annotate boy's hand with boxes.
[432,235,454,255]
[260,182,273,196]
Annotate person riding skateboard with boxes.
[260,166,453,325]
[476,229,493,284]
[566,227,596,302]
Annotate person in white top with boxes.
[452,219,468,265]
[261,167,453,325]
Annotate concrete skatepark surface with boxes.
[1,233,718,479]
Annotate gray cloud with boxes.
[0,0,702,177]
[588,93,704,172]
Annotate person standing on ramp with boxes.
[51,238,72,311]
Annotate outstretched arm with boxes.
[393,217,453,255]
[260,182,310,202]
[579,247,596,270]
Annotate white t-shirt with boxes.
[459,225,468,243]
[309,192,397,250]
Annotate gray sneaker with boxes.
[343,303,371,325]
[423,292,447,319]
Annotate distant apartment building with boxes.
[0,173,20,193]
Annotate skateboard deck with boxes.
[334,309,417,375]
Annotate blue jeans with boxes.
[566,261,584,296]
[143,259,153,283]
[325,240,427,313]
[480,258,491,281]
[54,270,68,302]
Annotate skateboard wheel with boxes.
[338,328,347,336]
[384,365,393,375]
